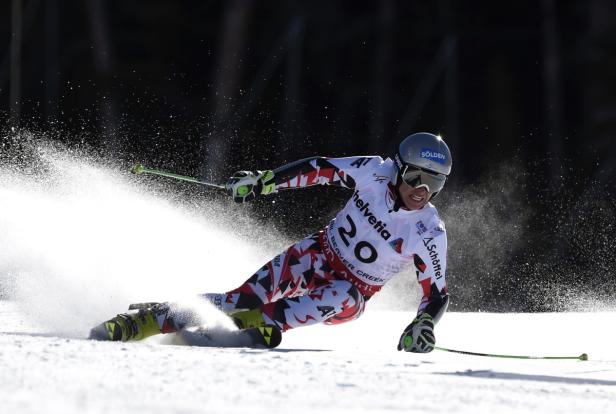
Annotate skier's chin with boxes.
[403,197,428,211]
[398,183,429,210]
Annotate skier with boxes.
[90,132,451,351]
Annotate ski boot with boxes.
[230,308,282,348]
[89,302,179,342]
[230,308,267,329]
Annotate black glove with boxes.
[397,313,435,353]
[225,170,275,203]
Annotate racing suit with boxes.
[205,156,449,332]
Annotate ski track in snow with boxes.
[1,302,615,414]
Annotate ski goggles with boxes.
[400,165,447,193]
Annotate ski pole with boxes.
[131,162,226,190]
[434,346,588,361]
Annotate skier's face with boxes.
[398,182,430,210]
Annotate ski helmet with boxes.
[394,132,452,195]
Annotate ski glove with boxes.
[226,170,276,203]
[397,313,435,353]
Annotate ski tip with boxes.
[132,162,145,175]
[579,353,588,361]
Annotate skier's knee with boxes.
[324,284,366,325]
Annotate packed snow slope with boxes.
[1,304,615,414]
[1,140,615,413]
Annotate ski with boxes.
[172,326,282,349]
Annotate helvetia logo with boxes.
[420,148,446,164]
[352,190,391,240]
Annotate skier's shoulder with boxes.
[419,203,447,238]
[324,155,389,184]
[347,155,397,177]
[327,155,385,170]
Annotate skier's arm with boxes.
[398,229,449,353]
[273,156,380,191]
[413,227,449,320]
[226,156,381,203]
[417,279,449,322]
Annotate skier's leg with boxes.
[203,233,324,313]
[258,279,366,332]
[89,302,190,341]
[92,231,321,341]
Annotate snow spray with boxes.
[0,133,287,338]
[437,158,616,312]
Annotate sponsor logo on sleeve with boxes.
[350,157,371,168]
[373,174,389,183]
[422,237,443,279]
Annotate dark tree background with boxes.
[2,0,615,311]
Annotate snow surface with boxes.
[1,141,615,413]
[1,302,615,414]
